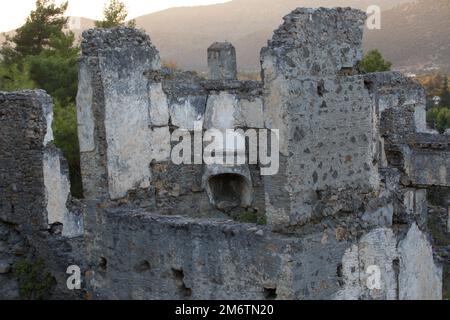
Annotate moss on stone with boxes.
[13,259,56,300]
[235,210,267,225]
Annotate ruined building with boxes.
[1,7,449,300]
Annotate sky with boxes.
[0,0,229,32]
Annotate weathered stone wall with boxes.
[78,28,161,201]
[365,70,450,298]
[0,91,84,299]
[262,8,379,227]
[83,202,441,299]
[208,42,237,80]
[83,204,369,300]
[77,29,267,220]
[76,8,445,300]
[1,7,448,300]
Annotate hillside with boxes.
[134,0,416,71]
[364,0,450,73]
[3,0,449,73]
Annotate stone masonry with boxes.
[208,42,237,80]
[0,7,449,300]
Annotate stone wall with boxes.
[77,28,267,221]
[76,8,445,300]
[0,91,84,299]
[262,8,379,227]
[1,6,448,300]
[207,42,237,80]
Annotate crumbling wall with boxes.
[262,8,379,227]
[77,8,445,300]
[83,204,367,300]
[1,7,447,301]
[0,90,84,299]
[207,42,237,80]
[365,69,449,299]
[77,29,267,221]
[78,28,161,201]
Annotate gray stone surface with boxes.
[262,8,379,227]
[169,95,206,130]
[1,7,448,300]
[43,147,71,231]
[398,224,442,300]
[76,59,95,153]
[208,42,237,80]
[0,91,85,299]
[0,261,11,274]
[448,208,450,233]
[148,82,170,127]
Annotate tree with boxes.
[1,0,68,63]
[0,63,36,91]
[53,101,83,197]
[0,0,82,197]
[359,49,392,73]
[27,32,79,104]
[440,76,450,107]
[95,0,135,28]
[427,107,450,134]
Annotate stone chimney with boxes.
[207,42,237,80]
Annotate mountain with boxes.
[133,0,416,71]
[3,0,449,73]
[364,0,450,73]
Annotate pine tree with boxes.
[95,0,135,28]
[359,49,392,73]
[0,0,82,197]
[1,0,68,63]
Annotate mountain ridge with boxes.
[2,0,448,73]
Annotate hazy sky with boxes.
[0,0,229,32]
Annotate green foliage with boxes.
[1,0,68,63]
[95,0,135,28]
[359,49,392,73]
[13,259,56,300]
[53,102,83,197]
[440,77,450,107]
[427,107,450,133]
[0,62,36,91]
[235,210,267,225]
[27,33,78,104]
[0,0,82,198]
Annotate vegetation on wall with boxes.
[235,210,267,225]
[13,259,56,300]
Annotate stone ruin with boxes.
[1,7,449,300]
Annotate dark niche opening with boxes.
[263,287,277,300]
[172,268,192,298]
[207,173,251,212]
